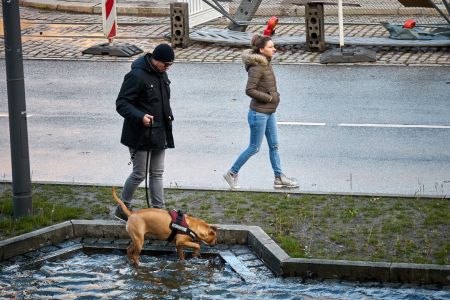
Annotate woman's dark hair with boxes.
[251,34,272,53]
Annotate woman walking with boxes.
[223,34,298,189]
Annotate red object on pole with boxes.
[263,16,279,36]
[403,19,416,29]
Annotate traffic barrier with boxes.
[82,0,142,57]
[102,0,117,42]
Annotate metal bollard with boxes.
[305,2,325,52]
[170,2,190,48]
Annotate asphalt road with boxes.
[1,60,449,197]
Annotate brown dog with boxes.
[112,187,218,265]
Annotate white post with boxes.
[338,0,344,48]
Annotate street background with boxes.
[0,1,449,197]
[1,60,449,196]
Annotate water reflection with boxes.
[0,251,448,299]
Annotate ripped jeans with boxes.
[230,109,282,177]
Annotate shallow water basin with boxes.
[0,247,448,300]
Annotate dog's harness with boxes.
[166,210,197,243]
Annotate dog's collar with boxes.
[166,210,197,243]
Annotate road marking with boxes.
[338,123,450,129]
[278,121,326,126]
[278,121,450,129]
[0,112,34,118]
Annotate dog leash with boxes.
[144,150,151,208]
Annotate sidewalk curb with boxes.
[1,56,448,67]
[20,0,169,16]
[19,0,444,17]
[1,180,448,200]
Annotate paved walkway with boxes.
[0,1,449,65]
[17,0,450,17]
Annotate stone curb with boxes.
[390,263,450,284]
[0,220,74,260]
[19,0,443,17]
[20,0,168,16]
[3,180,447,199]
[247,225,290,275]
[71,219,129,239]
[283,258,392,282]
[282,258,450,284]
[0,220,449,285]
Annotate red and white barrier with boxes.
[102,0,117,42]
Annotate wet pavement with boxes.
[1,60,449,196]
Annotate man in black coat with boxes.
[114,44,175,221]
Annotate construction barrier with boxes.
[82,0,142,57]
[102,0,117,42]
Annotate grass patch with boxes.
[0,183,449,265]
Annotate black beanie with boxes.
[152,44,175,62]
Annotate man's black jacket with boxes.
[116,53,174,150]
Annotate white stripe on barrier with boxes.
[106,3,116,38]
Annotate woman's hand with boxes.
[269,91,280,103]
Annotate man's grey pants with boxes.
[121,148,165,209]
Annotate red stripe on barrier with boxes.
[109,21,116,38]
[105,0,114,18]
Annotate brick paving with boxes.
[0,4,449,65]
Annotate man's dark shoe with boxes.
[114,205,129,222]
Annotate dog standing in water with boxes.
[112,187,218,265]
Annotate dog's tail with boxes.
[112,187,132,217]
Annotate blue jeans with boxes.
[231,110,282,177]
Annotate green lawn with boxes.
[0,182,448,265]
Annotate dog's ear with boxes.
[211,225,219,231]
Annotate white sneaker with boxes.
[274,174,299,189]
[223,171,239,189]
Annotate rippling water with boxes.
[0,252,448,299]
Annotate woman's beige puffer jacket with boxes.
[242,49,280,113]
